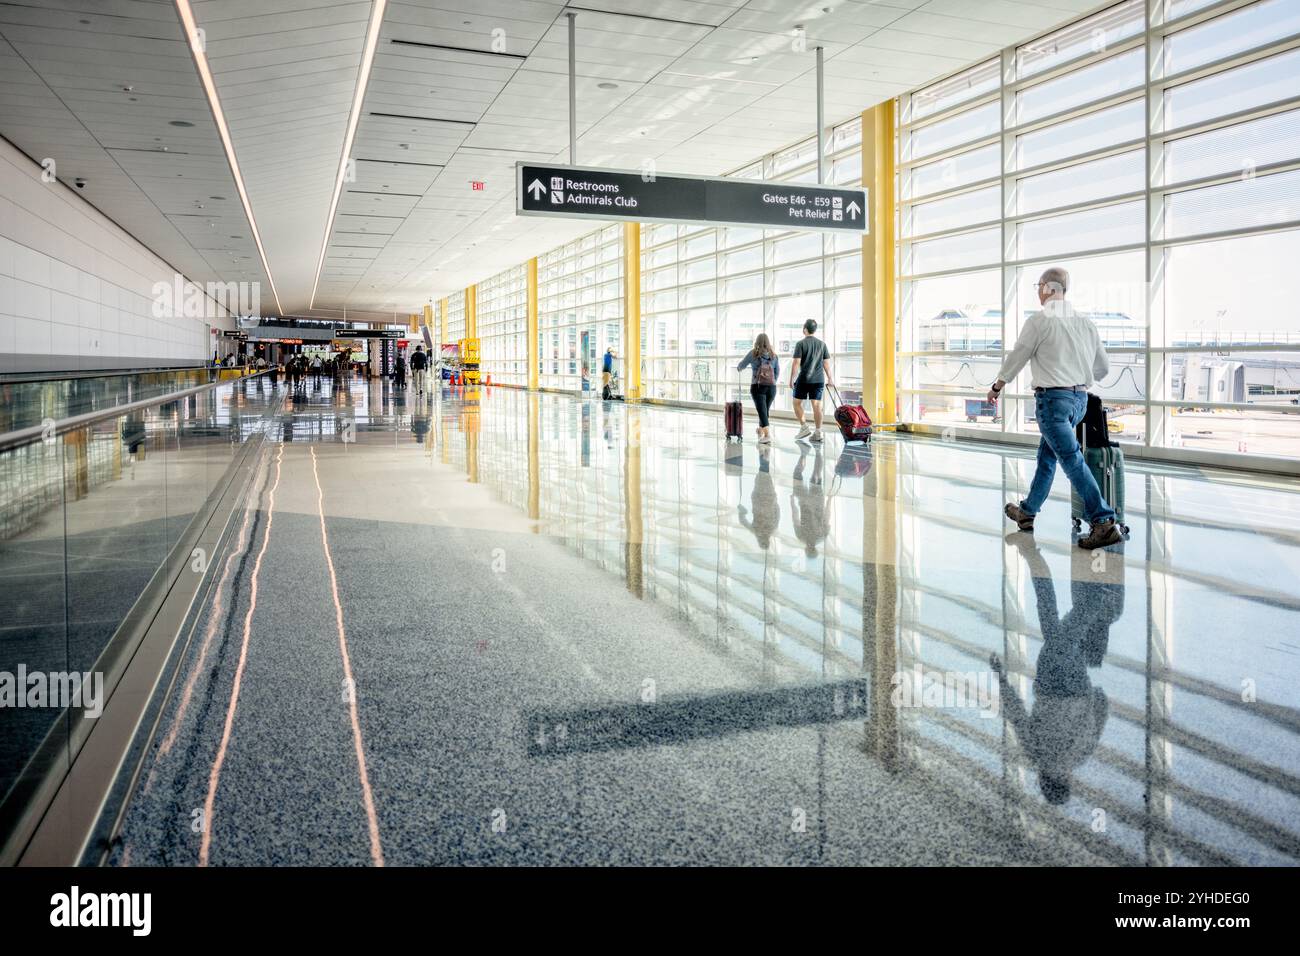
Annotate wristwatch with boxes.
[990,381,1003,393]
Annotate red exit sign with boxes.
[470,180,484,191]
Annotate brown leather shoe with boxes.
[1079,518,1123,550]
[1004,502,1035,532]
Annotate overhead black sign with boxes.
[333,329,402,339]
[516,162,867,233]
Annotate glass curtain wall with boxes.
[444,290,467,350]
[537,225,625,392]
[478,264,528,386]
[640,117,864,406]
[897,0,1300,460]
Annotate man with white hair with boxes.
[987,266,1122,550]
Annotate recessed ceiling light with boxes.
[210,195,225,200]
[598,82,618,90]
[169,120,194,127]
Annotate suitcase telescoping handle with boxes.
[827,382,843,408]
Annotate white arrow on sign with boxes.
[527,179,547,200]
[846,200,861,219]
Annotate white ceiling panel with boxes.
[0,7,274,306]
[2,0,1109,319]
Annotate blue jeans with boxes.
[1022,390,1116,525]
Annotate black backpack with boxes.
[410,351,427,370]
[1079,393,1113,449]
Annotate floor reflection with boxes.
[994,538,1123,806]
[436,384,1300,865]
[111,376,1300,865]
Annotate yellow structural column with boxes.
[422,303,433,342]
[861,102,897,426]
[622,221,641,401]
[439,296,448,351]
[465,284,477,339]
[526,257,539,391]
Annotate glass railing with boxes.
[0,365,266,435]
[0,370,279,861]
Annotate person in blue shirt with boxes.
[602,348,616,399]
[737,333,779,444]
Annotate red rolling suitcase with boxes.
[725,399,744,441]
[828,384,871,442]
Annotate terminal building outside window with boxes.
[897,0,1300,461]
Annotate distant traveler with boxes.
[311,354,323,385]
[394,351,407,389]
[988,266,1121,550]
[410,345,428,394]
[254,356,267,370]
[789,319,832,443]
[602,348,616,400]
[737,333,779,444]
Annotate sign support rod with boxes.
[567,12,577,164]
[816,45,825,185]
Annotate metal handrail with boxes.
[0,369,268,454]
[0,364,217,385]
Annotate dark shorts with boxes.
[792,380,824,401]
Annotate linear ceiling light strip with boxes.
[174,0,284,316]
[310,0,389,310]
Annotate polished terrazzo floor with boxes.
[112,377,1300,866]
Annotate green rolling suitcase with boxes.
[1072,394,1129,536]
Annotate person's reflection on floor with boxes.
[738,446,780,549]
[791,444,827,557]
[412,405,431,444]
[991,533,1125,805]
[281,417,294,443]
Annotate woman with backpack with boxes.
[737,333,779,444]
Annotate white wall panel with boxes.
[0,138,234,372]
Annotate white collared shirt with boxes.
[996,298,1110,389]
